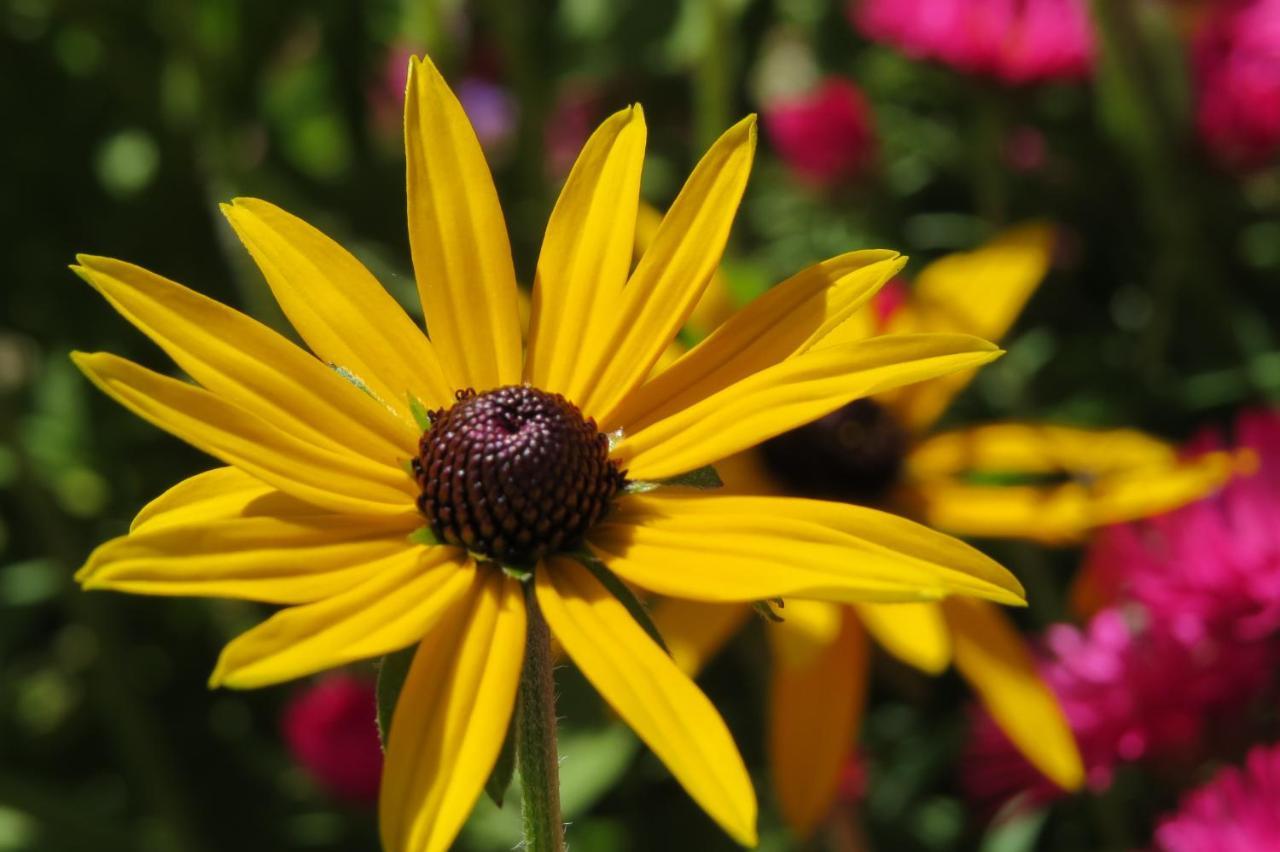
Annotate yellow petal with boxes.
[380,570,525,852]
[589,493,1024,606]
[80,513,417,604]
[612,334,1002,481]
[576,116,758,421]
[906,423,1178,478]
[769,607,867,838]
[944,597,1084,791]
[878,222,1055,433]
[715,449,787,496]
[526,106,646,399]
[74,257,416,463]
[538,556,757,846]
[88,467,413,602]
[854,602,951,674]
[902,424,1238,543]
[130,467,273,533]
[404,55,522,391]
[73,352,418,517]
[635,203,737,339]
[221,198,454,413]
[607,252,904,434]
[650,598,752,677]
[211,546,474,689]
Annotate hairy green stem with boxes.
[517,584,564,851]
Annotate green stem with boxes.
[517,583,564,852]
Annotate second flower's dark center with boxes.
[412,385,625,563]
[759,398,907,506]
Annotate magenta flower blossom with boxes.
[1193,0,1280,169]
[763,77,876,184]
[1154,742,1280,852]
[967,410,1280,808]
[964,606,1272,806]
[1084,409,1280,646]
[851,0,1095,85]
[282,674,383,804]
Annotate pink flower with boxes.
[282,674,382,804]
[1154,742,1280,851]
[851,0,1095,85]
[964,606,1272,807]
[763,77,876,184]
[1193,0,1280,168]
[1083,409,1280,645]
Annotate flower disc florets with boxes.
[412,385,626,563]
[760,398,906,506]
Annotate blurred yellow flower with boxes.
[653,223,1241,838]
[71,56,1023,851]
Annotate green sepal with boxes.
[408,526,442,547]
[484,715,518,808]
[623,464,724,495]
[753,598,786,623]
[375,644,417,750]
[573,551,670,655]
[407,393,433,432]
[500,563,533,582]
[330,364,379,401]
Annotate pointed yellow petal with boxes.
[404,55,522,391]
[878,223,1055,433]
[634,203,737,340]
[130,467,273,533]
[606,252,904,434]
[650,598,752,677]
[526,106,646,398]
[72,256,415,463]
[589,493,1024,606]
[380,570,525,852]
[84,470,414,602]
[73,353,418,517]
[854,602,952,674]
[769,608,867,839]
[221,198,454,412]
[211,547,473,689]
[577,116,758,421]
[944,598,1084,791]
[81,516,417,604]
[538,556,757,846]
[612,334,1002,481]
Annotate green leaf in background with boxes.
[979,803,1048,852]
[375,645,416,750]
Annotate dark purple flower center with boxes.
[759,398,906,506]
[412,386,626,563]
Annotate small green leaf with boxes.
[408,526,441,546]
[376,645,417,750]
[407,393,433,432]
[623,464,723,494]
[484,717,517,807]
[573,552,669,655]
[500,563,533,582]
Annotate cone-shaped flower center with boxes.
[413,386,626,563]
[760,398,906,506]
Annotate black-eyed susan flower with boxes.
[72,55,1025,852]
[652,223,1243,839]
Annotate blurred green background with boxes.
[2,0,1279,850]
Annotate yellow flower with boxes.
[653,223,1242,838]
[72,56,1024,851]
